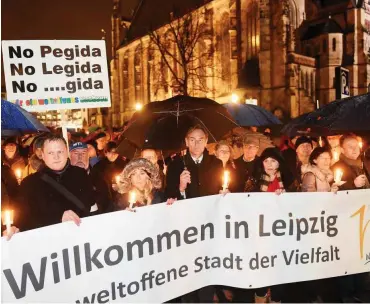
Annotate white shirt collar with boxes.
[191,154,204,164]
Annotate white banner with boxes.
[1,40,111,112]
[2,191,370,303]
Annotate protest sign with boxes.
[2,190,369,303]
[1,40,111,112]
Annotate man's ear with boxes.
[185,138,189,148]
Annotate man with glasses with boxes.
[165,125,223,302]
[234,136,261,192]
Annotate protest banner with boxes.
[1,40,111,112]
[2,190,370,303]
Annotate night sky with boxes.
[1,0,138,87]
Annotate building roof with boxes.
[121,0,210,46]
[301,18,343,40]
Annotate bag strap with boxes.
[40,173,87,213]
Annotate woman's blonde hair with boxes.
[114,158,162,206]
[215,140,234,161]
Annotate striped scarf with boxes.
[260,171,285,192]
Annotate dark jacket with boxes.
[1,164,19,213]
[2,152,27,172]
[90,156,128,213]
[282,148,301,182]
[115,189,165,210]
[331,154,370,191]
[165,149,224,200]
[234,155,261,192]
[17,162,95,231]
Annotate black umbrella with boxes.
[282,93,370,136]
[280,113,324,137]
[223,103,281,126]
[120,95,238,150]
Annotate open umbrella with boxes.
[120,95,238,151]
[1,100,49,137]
[282,93,370,136]
[223,103,281,126]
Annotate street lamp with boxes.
[135,102,143,111]
[231,93,239,103]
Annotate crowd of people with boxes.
[1,124,370,303]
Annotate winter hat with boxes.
[69,142,88,152]
[295,136,313,150]
[260,147,285,164]
[105,141,118,153]
[115,158,162,194]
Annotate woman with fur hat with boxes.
[114,158,165,210]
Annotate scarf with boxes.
[260,171,285,192]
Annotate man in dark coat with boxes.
[166,125,223,303]
[331,134,370,302]
[11,134,95,233]
[234,136,261,192]
[331,134,369,190]
[283,136,313,183]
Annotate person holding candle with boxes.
[301,147,339,193]
[165,125,223,302]
[3,134,97,237]
[331,133,370,190]
[215,140,237,193]
[1,137,27,174]
[113,158,164,210]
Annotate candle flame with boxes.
[333,151,339,162]
[334,169,343,184]
[3,210,14,227]
[115,175,120,184]
[129,191,136,204]
[359,140,363,150]
[15,169,22,179]
[319,137,323,147]
[223,170,230,190]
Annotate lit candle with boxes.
[222,170,230,192]
[334,169,343,184]
[333,151,339,163]
[14,169,22,184]
[3,210,14,235]
[129,191,136,209]
[316,100,319,109]
[359,140,363,151]
[115,175,120,185]
[319,137,323,147]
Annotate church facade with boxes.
[105,0,370,127]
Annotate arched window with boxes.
[134,44,143,102]
[246,1,260,60]
[122,52,129,103]
[220,13,231,83]
[332,38,336,51]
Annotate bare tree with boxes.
[149,8,215,96]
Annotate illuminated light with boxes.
[231,93,239,104]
